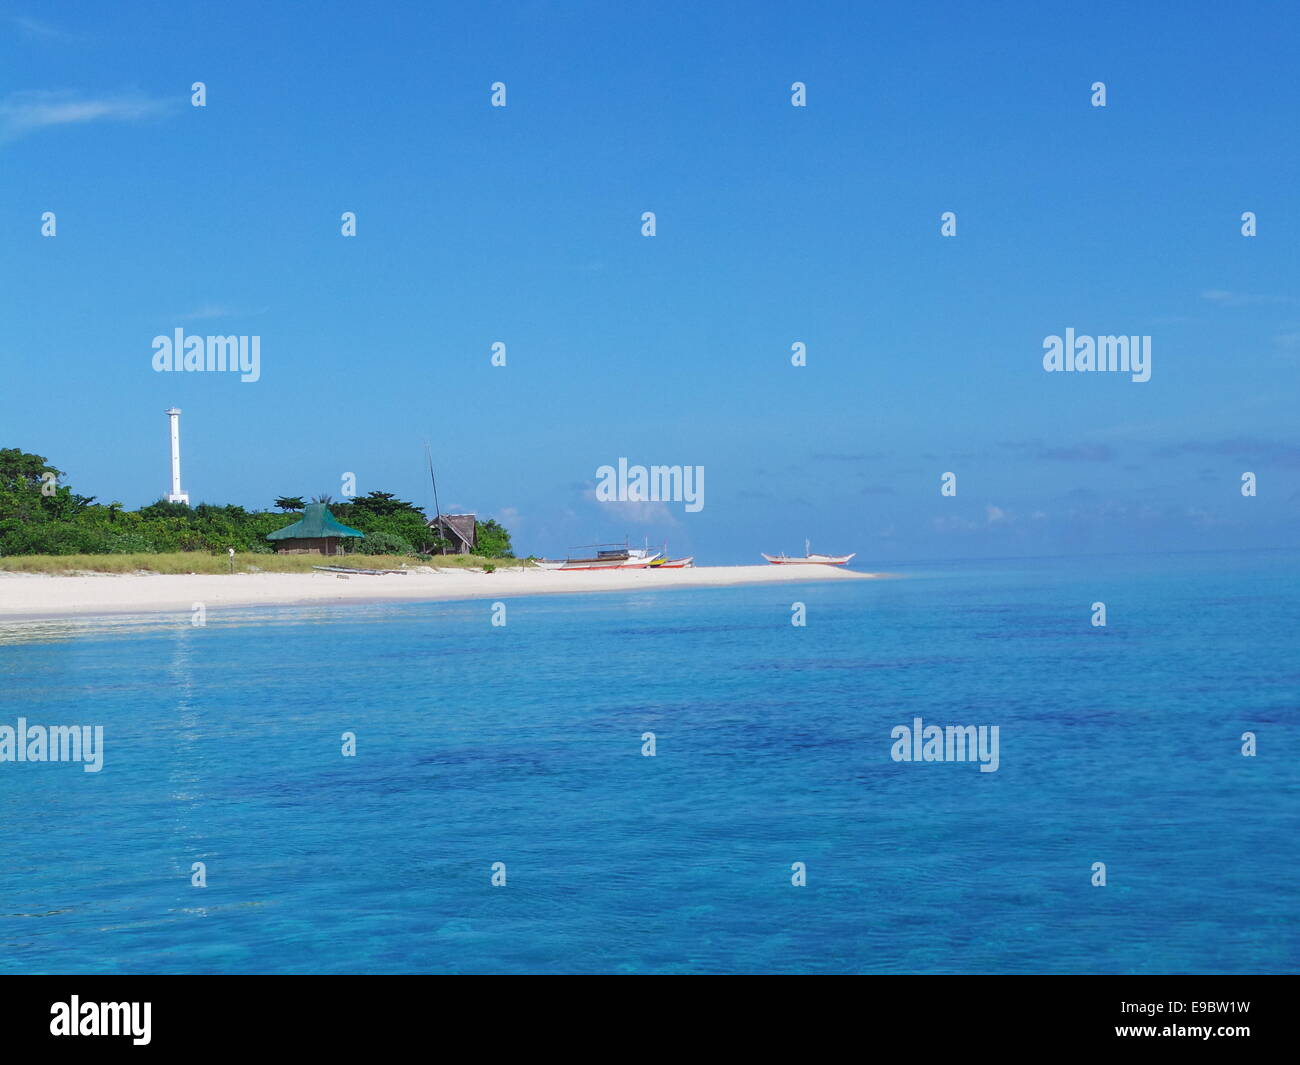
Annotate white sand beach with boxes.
[0,564,882,621]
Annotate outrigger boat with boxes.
[536,541,662,571]
[647,543,694,569]
[761,539,855,566]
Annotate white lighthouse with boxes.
[165,407,190,504]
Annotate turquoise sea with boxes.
[0,550,1296,974]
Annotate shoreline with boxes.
[0,564,886,622]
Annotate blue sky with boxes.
[2,1,1297,562]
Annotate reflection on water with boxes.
[0,602,425,646]
[168,628,207,917]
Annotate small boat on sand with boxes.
[762,539,855,566]
[647,544,693,569]
[313,565,409,576]
[536,542,662,571]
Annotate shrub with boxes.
[105,532,158,554]
[355,530,413,556]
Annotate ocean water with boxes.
[0,550,1296,975]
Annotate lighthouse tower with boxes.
[165,408,190,504]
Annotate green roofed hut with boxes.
[266,503,365,556]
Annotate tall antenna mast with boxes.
[424,441,444,554]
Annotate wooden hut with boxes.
[426,513,477,554]
[266,503,365,556]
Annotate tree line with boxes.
[0,448,514,558]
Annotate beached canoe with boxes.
[761,552,855,565]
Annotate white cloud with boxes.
[0,90,174,143]
[581,488,680,526]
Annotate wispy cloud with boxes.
[933,503,1018,533]
[175,306,241,322]
[590,499,681,526]
[579,487,681,526]
[1000,440,1115,462]
[809,452,888,463]
[0,90,174,143]
[7,15,72,40]
[1200,289,1296,308]
[1038,443,1115,463]
[1156,438,1300,468]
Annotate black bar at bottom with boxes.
[0,976,1289,1053]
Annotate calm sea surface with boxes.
[1,551,1296,974]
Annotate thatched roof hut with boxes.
[427,513,476,554]
[267,503,365,556]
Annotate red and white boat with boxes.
[762,539,855,566]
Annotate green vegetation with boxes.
[0,447,517,563]
[474,518,513,558]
